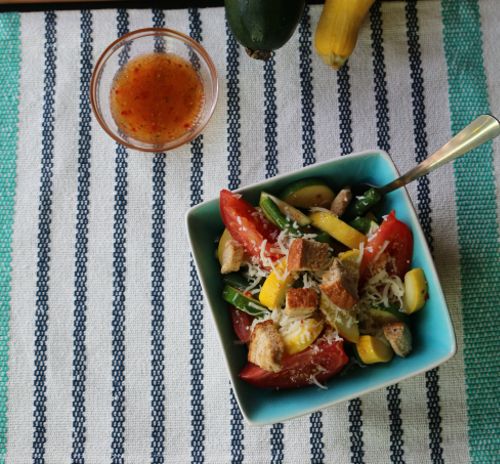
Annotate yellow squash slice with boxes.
[310,210,365,249]
[259,259,296,310]
[403,268,428,314]
[356,335,393,364]
[280,317,324,355]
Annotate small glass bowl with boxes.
[91,28,218,152]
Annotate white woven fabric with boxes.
[4,3,499,463]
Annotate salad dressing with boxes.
[110,52,204,145]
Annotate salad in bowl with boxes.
[217,179,428,390]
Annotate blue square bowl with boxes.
[185,150,456,425]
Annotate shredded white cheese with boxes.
[301,232,318,240]
[309,373,328,390]
[244,260,268,281]
[358,268,405,310]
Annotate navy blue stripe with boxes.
[152,8,166,52]
[404,2,444,462]
[71,9,93,464]
[298,6,324,462]
[226,21,244,463]
[189,249,205,464]
[262,53,285,462]
[188,9,206,464]
[337,63,366,464]
[111,9,129,464]
[226,22,241,191]
[150,11,167,464]
[230,388,244,463]
[370,1,391,154]
[150,151,166,464]
[310,411,324,464]
[270,423,284,464]
[152,8,164,27]
[264,56,278,179]
[299,6,316,168]
[337,64,354,157]
[348,398,364,464]
[370,3,405,463]
[32,11,57,463]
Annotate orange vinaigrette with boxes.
[110,52,204,145]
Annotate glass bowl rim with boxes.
[90,27,219,152]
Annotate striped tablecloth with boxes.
[0,1,498,463]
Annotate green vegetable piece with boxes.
[367,306,409,326]
[312,230,334,245]
[225,0,305,60]
[280,178,335,209]
[349,216,373,234]
[261,192,311,226]
[223,273,252,291]
[222,285,269,317]
[259,193,302,236]
[346,188,382,219]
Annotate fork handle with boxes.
[379,114,500,195]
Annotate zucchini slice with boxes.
[222,285,269,317]
[366,306,409,326]
[280,178,335,209]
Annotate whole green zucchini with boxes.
[225,0,306,60]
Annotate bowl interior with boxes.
[187,150,456,425]
[91,28,218,152]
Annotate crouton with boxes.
[330,187,352,217]
[383,321,412,357]
[287,239,331,273]
[220,239,245,274]
[248,320,285,372]
[320,258,358,310]
[284,288,319,317]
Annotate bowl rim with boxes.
[185,149,457,425]
[90,27,219,152]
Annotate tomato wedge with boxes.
[220,189,281,263]
[360,210,413,279]
[230,306,254,344]
[239,337,348,389]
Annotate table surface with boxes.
[0,1,499,463]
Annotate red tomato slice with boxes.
[230,306,254,344]
[360,210,413,279]
[220,189,281,263]
[239,338,348,389]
